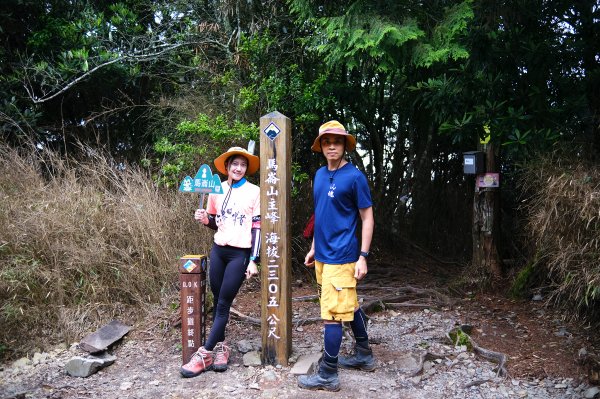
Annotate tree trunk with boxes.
[472,142,502,280]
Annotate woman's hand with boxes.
[245,260,258,279]
[194,209,209,224]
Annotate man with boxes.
[298,120,375,392]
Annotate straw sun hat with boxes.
[311,120,357,152]
[214,147,260,176]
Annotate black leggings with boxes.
[204,243,250,350]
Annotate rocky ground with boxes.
[1,258,599,399]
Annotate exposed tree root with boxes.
[447,326,508,377]
[292,294,319,302]
[359,285,455,313]
[472,341,508,377]
[229,307,322,326]
[230,307,260,325]
[463,379,492,388]
[409,351,447,377]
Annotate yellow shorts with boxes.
[315,261,358,322]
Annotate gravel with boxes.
[0,306,597,399]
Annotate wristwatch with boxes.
[249,256,257,261]
[360,251,370,259]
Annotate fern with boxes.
[413,1,474,67]
[288,0,473,71]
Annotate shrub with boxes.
[0,144,212,358]
[520,155,600,323]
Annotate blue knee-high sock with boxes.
[323,323,343,365]
[349,308,369,348]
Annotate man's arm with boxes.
[355,206,374,280]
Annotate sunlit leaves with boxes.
[305,7,425,72]
[152,114,258,187]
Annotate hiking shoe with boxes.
[297,372,340,391]
[212,342,231,372]
[180,347,213,377]
[298,374,340,392]
[297,359,340,392]
[338,344,376,371]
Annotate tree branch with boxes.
[23,40,226,104]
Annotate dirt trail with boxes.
[1,261,598,399]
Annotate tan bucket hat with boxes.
[214,147,260,176]
[311,120,357,152]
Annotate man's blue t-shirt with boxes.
[313,162,373,264]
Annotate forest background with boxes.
[0,0,598,359]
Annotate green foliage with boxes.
[583,284,600,307]
[176,114,258,142]
[508,258,538,298]
[323,15,423,72]
[1,0,600,337]
[291,162,309,197]
[239,86,259,111]
[448,327,473,351]
[294,2,424,72]
[152,114,258,187]
[413,1,474,67]
[25,3,136,82]
[238,29,334,124]
[290,0,473,72]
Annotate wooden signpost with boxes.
[179,254,207,364]
[259,111,292,366]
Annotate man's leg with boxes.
[297,321,341,391]
[339,306,376,371]
[298,261,341,391]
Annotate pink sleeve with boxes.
[251,189,260,229]
[206,194,217,214]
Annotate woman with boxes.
[180,147,261,378]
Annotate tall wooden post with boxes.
[259,111,292,366]
[179,255,207,364]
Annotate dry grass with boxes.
[0,144,213,358]
[521,155,600,323]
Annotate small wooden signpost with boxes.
[259,111,292,366]
[178,164,223,364]
[179,254,207,364]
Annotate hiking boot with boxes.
[297,360,340,392]
[180,347,213,378]
[338,344,376,371]
[212,342,231,372]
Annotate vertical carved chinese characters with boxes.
[179,255,207,365]
[260,112,292,366]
